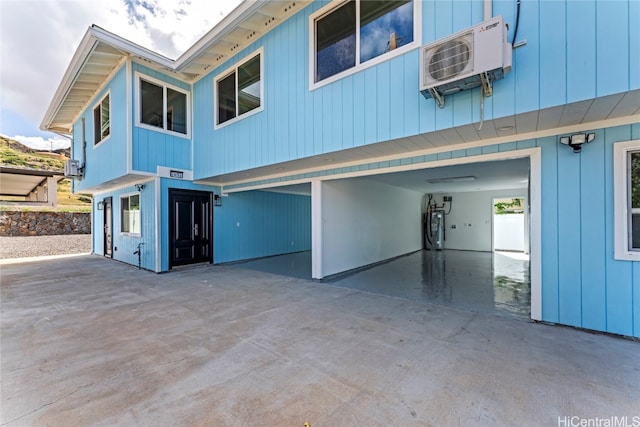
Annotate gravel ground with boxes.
[0,234,92,259]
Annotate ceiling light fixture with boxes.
[426,176,477,184]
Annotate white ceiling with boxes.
[262,157,529,196]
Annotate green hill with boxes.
[0,136,90,211]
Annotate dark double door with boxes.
[169,189,212,268]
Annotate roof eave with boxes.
[174,0,265,70]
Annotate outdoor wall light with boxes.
[559,132,595,153]
[97,201,104,210]
[214,194,222,207]
[135,183,146,191]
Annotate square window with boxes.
[215,50,262,127]
[137,74,189,136]
[121,194,141,235]
[312,0,417,85]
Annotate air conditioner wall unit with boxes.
[420,15,512,107]
[64,159,81,178]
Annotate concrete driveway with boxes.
[1,256,639,426]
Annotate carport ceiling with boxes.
[261,158,528,196]
[364,158,529,194]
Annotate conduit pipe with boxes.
[484,0,492,20]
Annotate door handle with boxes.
[194,224,199,236]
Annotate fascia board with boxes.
[174,0,265,70]
[40,28,98,133]
[40,25,176,134]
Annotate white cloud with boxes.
[0,0,242,138]
[7,134,71,151]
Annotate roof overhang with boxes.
[0,167,63,197]
[41,0,312,135]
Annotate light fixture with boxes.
[559,132,595,153]
[214,194,222,207]
[135,183,145,191]
[97,201,104,210]
[427,176,477,184]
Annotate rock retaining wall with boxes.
[0,211,91,236]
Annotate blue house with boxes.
[42,0,639,338]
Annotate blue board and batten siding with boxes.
[72,64,128,191]
[212,191,312,264]
[192,0,638,180]
[92,181,157,271]
[131,62,192,174]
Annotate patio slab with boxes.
[1,255,638,426]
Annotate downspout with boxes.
[484,0,492,20]
[81,117,86,179]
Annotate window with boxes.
[312,0,416,84]
[215,50,262,127]
[614,140,640,261]
[137,73,189,136]
[93,93,110,145]
[121,194,141,235]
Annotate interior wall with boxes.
[321,178,423,278]
[434,189,527,252]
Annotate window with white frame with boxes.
[93,93,110,145]
[137,74,189,135]
[614,139,640,260]
[215,50,262,127]
[312,0,416,84]
[121,194,141,235]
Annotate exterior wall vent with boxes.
[420,15,512,108]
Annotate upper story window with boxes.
[614,140,640,261]
[311,0,418,87]
[121,193,141,235]
[135,72,190,137]
[215,49,263,128]
[93,93,110,145]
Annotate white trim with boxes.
[134,71,191,139]
[212,115,637,189]
[119,191,142,236]
[529,147,542,321]
[154,176,161,273]
[92,90,111,148]
[126,60,133,174]
[311,180,323,279]
[309,0,422,91]
[214,48,264,130]
[614,139,640,261]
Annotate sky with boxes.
[0,0,242,150]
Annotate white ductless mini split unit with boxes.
[420,15,512,108]
[64,159,81,178]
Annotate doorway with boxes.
[168,189,213,268]
[103,197,112,257]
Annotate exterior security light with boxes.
[559,132,595,153]
[135,183,145,191]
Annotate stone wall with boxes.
[0,211,91,236]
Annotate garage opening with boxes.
[232,153,539,320]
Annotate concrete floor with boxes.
[2,256,639,426]
[237,250,531,319]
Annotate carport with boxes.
[0,166,62,207]
[235,151,540,320]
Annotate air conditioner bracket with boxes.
[480,72,492,97]
[429,88,445,109]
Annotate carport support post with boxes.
[311,180,323,280]
[46,177,58,207]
